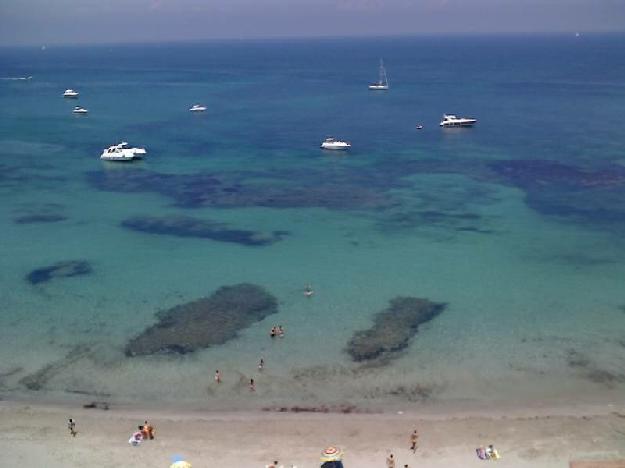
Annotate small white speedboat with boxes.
[416,124,423,130]
[100,145,136,161]
[189,104,207,112]
[72,106,88,114]
[320,137,351,150]
[439,114,477,127]
[63,89,79,98]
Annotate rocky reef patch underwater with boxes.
[25,260,92,285]
[346,297,446,364]
[125,283,278,356]
[121,215,288,246]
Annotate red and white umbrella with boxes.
[320,446,343,462]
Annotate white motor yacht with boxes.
[117,141,147,158]
[63,89,79,98]
[72,106,88,114]
[439,114,477,127]
[321,137,351,150]
[189,104,207,112]
[100,145,136,161]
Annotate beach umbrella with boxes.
[170,461,192,468]
[320,446,343,462]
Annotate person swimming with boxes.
[304,284,314,297]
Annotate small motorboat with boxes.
[189,104,207,112]
[63,89,79,98]
[72,106,88,114]
[321,137,351,151]
[416,124,423,130]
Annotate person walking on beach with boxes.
[215,370,221,384]
[67,418,77,437]
[250,378,255,392]
[410,429,419,452]
[386,453,396,468]
[143,420,155,440]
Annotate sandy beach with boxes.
[2,400,625,467]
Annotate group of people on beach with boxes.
[476,444,500,460]
[129,420,155,446]
[383,430,419,468]
[68,417,156,447]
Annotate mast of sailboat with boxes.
[379,58,388,87]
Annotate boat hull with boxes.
[100,155,135,161]
[440,120,477,127]
[321,144,351,150]
[368,85,389,90]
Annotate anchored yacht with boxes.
[100,145,136,161]
[439,114,477,127]
[321,137,351,151]
[63,89,79,98]
[72,106,88,114]
[117,141,147,158]
[368,59,389,90]
[189,104,207,112]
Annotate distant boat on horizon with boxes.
[320,137,351,150]
[63,89,79,98]
[368,59,389,91]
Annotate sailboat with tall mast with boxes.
[368,59,389,90]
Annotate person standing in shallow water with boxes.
[215,370,221,384]
[258,358,264,371]
[67,418,77,437]
[249,378,255,392]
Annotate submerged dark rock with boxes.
[346,297,445,363]
[121,215,288,246]
[125,283,278,356]
[26,260,92,285]
[14,214,67,224]
[13,203,67,224]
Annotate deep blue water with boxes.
[1,35,625,409]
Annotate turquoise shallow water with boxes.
[1,35,625,410]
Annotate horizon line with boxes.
[2,30,624,49]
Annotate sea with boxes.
[1,34,625,412]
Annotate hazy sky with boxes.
[1,0,624,45]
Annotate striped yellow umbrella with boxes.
[320,446,343,462]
